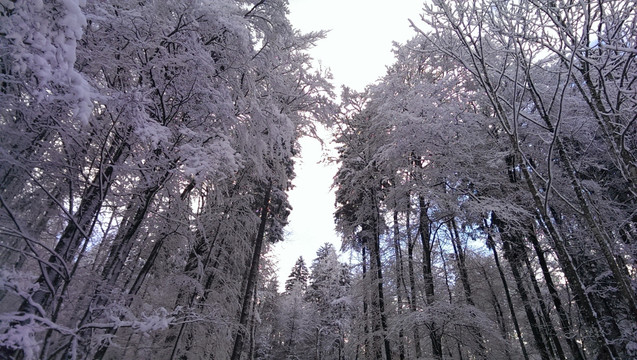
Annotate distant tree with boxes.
[285,256,310,293]
[277,257,314,359]
[306,243,352,360]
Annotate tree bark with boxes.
[519,164,619,358]
[521,239,566,360]
[495,216,551,360]
[418,197,442,359]
[230,184,272,360]
[19,136,128,315]
[487,231,530,360]
[361,242,371,360]
[448,218,488,358]
[480,265,513,360]
[405,209,422,358]
[92,182,194,360]
[392,211,406,360]
[527,225,585,360]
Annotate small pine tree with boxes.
[285,256,309,292]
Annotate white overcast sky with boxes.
[270,0,424,286]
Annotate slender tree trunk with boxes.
[519,163,619,359]
[528,225,585,360]
[247,282,258,360]
[393,211,406,360]
[496,218,551,360]
[231,184,272,360]
[518,42,637,323]
[438,237,454,303]
[448,218,488,359]
[487,231,530,360]
[100,166,174,288]
[418,197,442,359]
[92,183,195,360]
[361,243,371,360]
[405,210,422,358]
[363,217,392,360]
[521,241,566,360]
[449,219,473,305]
[167,178,246,358]
[18,137,128,315]
[481,265,513,360]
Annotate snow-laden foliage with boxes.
[0,0,332,359]
[2,0,635,359]
[330,1,636,359]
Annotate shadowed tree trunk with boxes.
[18,136,129,316]
[92,181,195,360]
[448,218,488,358]
[405,207,422,358]
[363,209,392,360]
[418,196,442,359]
[520,237,566,360]
[487,229,530,360]
[393,211,406,360]
[231,184,272,360]
[480,264,513,360]
[494,215,551,360]
[527,224,585,360]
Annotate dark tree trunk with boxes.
[363,217,392,360]
[495,219,551,360]
[521,241,566,360]
[360,242,371,360]
[405,210,422,358]
[487,231,530,360]
[231,184,272,360]
[418,197,442,359]
[519,165,619,359]
[527,225,585,360]
[448,218,487,358]
[393,211,406,360]
[449,219,473,306]
[92,182,194,360]
[481,265,513,360]
[18,137,128,315]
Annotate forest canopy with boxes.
[0,0,635,359]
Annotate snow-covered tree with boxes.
[0,0,332,359]
[285,256,310,293]
[306,243,352,360]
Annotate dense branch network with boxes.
[0,0,635,359]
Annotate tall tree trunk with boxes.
[405,210,422,358]
[449,219,473,306]
[100,165,174,288]
[487,230,530,360]
[418,197,442,359]
[448,218,488,359]
[393,211,406,360]
[495,216,551,360]
[363,217,392,360]
[230,184,272,360]
[516,39,637,324]
[18,136,129,315]
[480,265,513,360]
[247,281,259,360]
[521,240,566,360]
[92,182,194,360]
[361,242,371,360]
[519,163,619,358]
[167,177,246,358]
[527,224,585,360]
